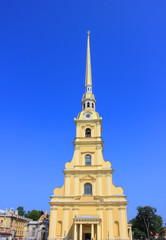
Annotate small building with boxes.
[0,208,31,240]
[25,211,49,240]
[0,231,12,240]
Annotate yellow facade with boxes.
[0,208,31,239]
[48,34,132,240]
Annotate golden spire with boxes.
[85,31,92,87]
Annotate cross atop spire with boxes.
[87,30,90,38]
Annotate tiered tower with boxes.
[48,33,132,240]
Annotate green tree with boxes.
[25,210,44,221]
[17,206,26,216]
[129,206,164,240]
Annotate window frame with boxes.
[85,128,91,137]
[84,183,92,195]
[85,154,91,166]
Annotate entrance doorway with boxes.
[85,233,91,240]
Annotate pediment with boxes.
[80,175,96,181]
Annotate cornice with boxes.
[73,140,103,146]
[74,118,102,124]
[49,201,128,207]
[63,168,114,174]
[50,194,126,199]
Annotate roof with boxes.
[0,232,12,236]
[38,213,49,221]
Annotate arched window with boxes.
[85,155,91,166]
[87,102,90,108]
[83,103,85,109]
[114,221,120,236]
[41,228,46,240]
[92,103,94,108]
[84,183,92,195]
[85,128,91,137]
[32,228,35,237]
[57,221,62,236]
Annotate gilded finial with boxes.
[87,30,90,38]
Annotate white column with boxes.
[74,224,77,240]
[80,224,82,240]
[106,174,111,195]
[97,223,100,240]
[91,224,94,240]
[37,229,40,240]
[26,230,29,240]
[48,207,57,239]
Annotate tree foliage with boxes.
[17,206,26,216]
[17,206,44,221]
[129,206,164,240]
[25,210,44,221]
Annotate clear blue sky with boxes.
[0,0,166,224]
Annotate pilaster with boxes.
[48,207,58,239]
[93,180,96,195]
[74,147,80,166]
[63,208,69,238]
[96,121,101,137]
[64,174,70,196]
[80,180,84,195]
[97,174,102,195]
[106,173,111,195]
[96,145,101,165]
[97,208,103,240]
[74,175,79,195]
[119,207,127,239]
[106,208,114,239]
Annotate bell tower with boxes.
[48,33,132,240]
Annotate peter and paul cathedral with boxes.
[48,33,132,240]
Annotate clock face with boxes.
[86,113,91,118]
[83,112,92,120]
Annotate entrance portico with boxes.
[73,216,101,240]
